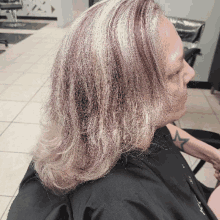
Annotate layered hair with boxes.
[30,0,173,195]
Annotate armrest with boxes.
[183,129,220,150]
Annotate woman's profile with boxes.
[7,0,220,219]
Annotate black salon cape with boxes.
[7,126,219,220]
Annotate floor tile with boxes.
[0,85,9,94]
[195,166,218,188]
[0,60,16,71]
[28,31,51,39]
[20,37,42,45]
[179,112,220,134]
[47,32,66,39]
[0,152,32,196]
[31,86,50,103]
[13,102,44,124]
[0,85,41,102]
[43,78,51,87]
[0,71,24,84]
[14,188,19,198]
[12,73,49,86]
[190,156,213,171]
[174,120,181,128]
[189,156,200,171]
[45,47,59,57]
[0,122,10,136]
[0,63,33,73]
[40,38,62,44]
[36,56,55,65]
[0,101,27,121]
[181,152,193,167]
[32,42,56,50]
[0,51,24,62]
[187,88,204,96]
[24,48,51,57]
[0,123,41,153]
[187,154,201,170]
[185,95,213,114]
[203,161,214,168]
[1,196,16,220]
[4,45,26,56]
[26,63,52,75]
[201,89,217,97]
[13,54,42,64]
[8,42,36,54]
[206,95,220,115]
[215,115,220,125]
[0,196,12,219]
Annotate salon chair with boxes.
[0,38,8,47]
[0,0,24,27]
[0,0,24,47]
[169,17,220,188]
[168,16,205,68]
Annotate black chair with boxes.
[172,122,220,188]
[168,16,205,68]
[0,0,24,27]
[0,0,24,47]
[169,17,220,188]
[0,38,8,47]
[184,129,220,174]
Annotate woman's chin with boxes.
[157,105,187,128]
[171,105,187,123]
[176,105,187,121]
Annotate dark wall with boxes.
[208,32,220,90]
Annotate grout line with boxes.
[0,83,44,137]
[0,195,13,198]
[0,189,19,220]
[0,99,27,103]
[0,198,13,220]
[0,121,40,125]
[203,92,220,125]
[0,151,31,154]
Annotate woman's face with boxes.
[157,16,195,127]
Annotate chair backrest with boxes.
[168,16,206,67]
[168,17,205,43]
[0,0,22,4]
[0,0,23,10]
[168,16,205,50]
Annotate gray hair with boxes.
[30,0,171,196]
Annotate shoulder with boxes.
[69,157,164,207]
[71,163,142,201]
[69,161,170,220]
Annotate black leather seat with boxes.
[168,16,205,67]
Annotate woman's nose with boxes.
[185,60,195,83]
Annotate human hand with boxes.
[211,149,220,183]
[214,170,220,183]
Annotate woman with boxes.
[7,0,220,219]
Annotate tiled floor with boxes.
[1,18,220,220]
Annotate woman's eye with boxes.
[176,70,181,75]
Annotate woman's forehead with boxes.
[157,16,183,72]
